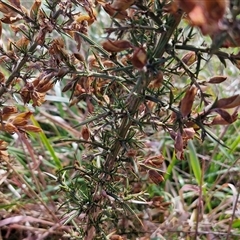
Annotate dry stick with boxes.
[175,44,240,61]
[39,110,82,138]
[17,131,42,193]
[226,180,240,240]
[2,156,59,222]
[194,158,205,239]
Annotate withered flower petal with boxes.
[216,94,240,109]
[148,169,164,185]
[20,125,42,132]
[131,47,147,69]
[180,86,197,118]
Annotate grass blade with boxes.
[31,114,62,170]
[188,140,202,185]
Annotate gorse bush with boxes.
[0,0,240,239]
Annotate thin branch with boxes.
[0,41,39,97]
[175,44,240,61]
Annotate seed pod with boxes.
[208,76,227,84]
[180,86,197,118]
[74,53,84,62]
[62,81,74,92]
[181,51,197,66]
[102,39,132,52]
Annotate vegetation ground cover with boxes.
[0,0,239,239]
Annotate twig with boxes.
[0,42,39,97]
[175,44,240,61]
[226,182,240,240]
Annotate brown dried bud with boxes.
[81,126,90,140]
[182,127,195,139]
[132,182,142,193]
[69,97,80,107]
[174,130,183,152]
[149,71,163,89]
[102,60,115,68]
[174,130,184,160]
[37,80,53,93]
[1,122,17,134]
[11,117,28,127]
[62,81,74,92]
[131,47,147,69]
[175,0,196,14]
[21,125,42,132]
[144,155,164,168]
[103,94,110,105]
[0,21,1,38]
[2,106,18,120]
[211,112,238,125]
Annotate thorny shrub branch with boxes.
[0,0,240,239]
